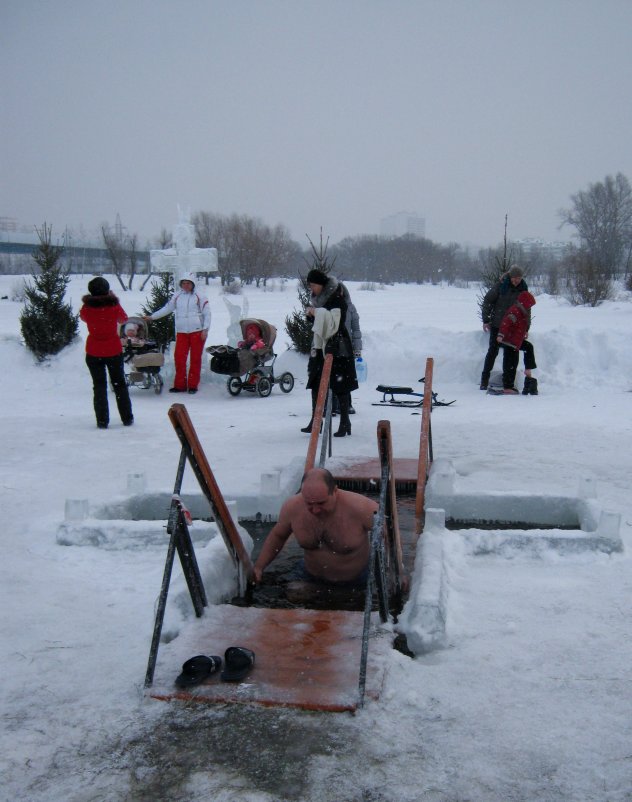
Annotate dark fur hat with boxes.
[88,277,110,296]
[306,269,328,286]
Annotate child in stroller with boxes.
[207,318,294,397]
[119,316,165,394]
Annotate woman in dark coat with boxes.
[301,269,358,437]
[79,277,134,429]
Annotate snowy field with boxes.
[1,273,631,802]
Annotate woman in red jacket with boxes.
[80,277,134,428]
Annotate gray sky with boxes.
[2,0,632,249]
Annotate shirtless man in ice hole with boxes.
[252,468,378,587]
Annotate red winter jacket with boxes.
[80,293,128,357]
[497,291,536,350]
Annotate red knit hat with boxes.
[517,291,536,308]
[246,323,261,338]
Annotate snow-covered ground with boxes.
[1,274,631,802]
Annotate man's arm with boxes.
[481,283,499,326]
[252,499,295,583]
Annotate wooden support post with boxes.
[304,354,333,473]
[414,357,434,541]
[168,404,254,587]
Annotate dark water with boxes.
[236,493,577,614]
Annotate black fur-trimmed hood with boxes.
[81,291,120,308]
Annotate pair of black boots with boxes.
[522,376,539,395]
[301,391,351,437]
[301,412,351,437]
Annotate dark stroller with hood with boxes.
[118,317,165,394]
[207,318,294,397]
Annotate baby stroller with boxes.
[207,318,294,397]
[119,317,165,395]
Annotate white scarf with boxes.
[311,307,341,355]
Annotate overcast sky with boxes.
[2,0,632,249]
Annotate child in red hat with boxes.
[496,291,538,394]
[238,323,265,351]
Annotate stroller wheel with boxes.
[257,376,273,397]
[154,375,164,395]
[278,372,295,393]
[227,376,243,396]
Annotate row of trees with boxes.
[192,211,302,287]
[15,165,632,363]
[12,171,632,358]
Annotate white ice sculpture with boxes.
[150,205,218,278]
[223,295,250,346]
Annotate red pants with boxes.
[173,331,205,390]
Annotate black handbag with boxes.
[210,350,240,374]
[325,330,352,359]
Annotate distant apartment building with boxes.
[514,237,570,261]
[380,211,426,239]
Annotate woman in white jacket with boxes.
[145,272,210,394]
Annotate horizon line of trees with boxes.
[4,172,632,307]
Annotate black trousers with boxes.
[86,353,133,426]
[501,341,537,389]
[481,327,501,381]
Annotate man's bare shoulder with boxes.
[279,493,305,516]
[339,489,378,512]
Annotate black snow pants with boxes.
[86,353,133,427]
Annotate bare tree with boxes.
[193,211,298,287]
[101,216,143,290]
[559,172,632,278]
[561,246,613,306]
[157,228,172,250]
[127,233,140,290]
[193,211,238,286]
[101,222,127,290]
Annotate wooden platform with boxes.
[332,457,418,490]
[149,605,391,712]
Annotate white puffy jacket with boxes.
[150,277,210,334]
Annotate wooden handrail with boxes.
[377,420,405,599]
[168,403,254,585]
[414,357,434,540]
[304,353,334,473]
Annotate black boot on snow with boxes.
[522,377,538,395]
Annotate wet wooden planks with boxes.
[331,458,418,490]
[149,605,390,712]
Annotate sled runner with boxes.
[373,381,455,408]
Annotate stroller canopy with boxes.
[239,318,276,350]
[119,316,150,339]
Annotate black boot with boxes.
[333,418,351,437]
[480,372,489,391]
[529,377,538,396]
[522,377,532,395]
[333,396,351,437]
[301,417,323,433]
[301,388,320,433]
